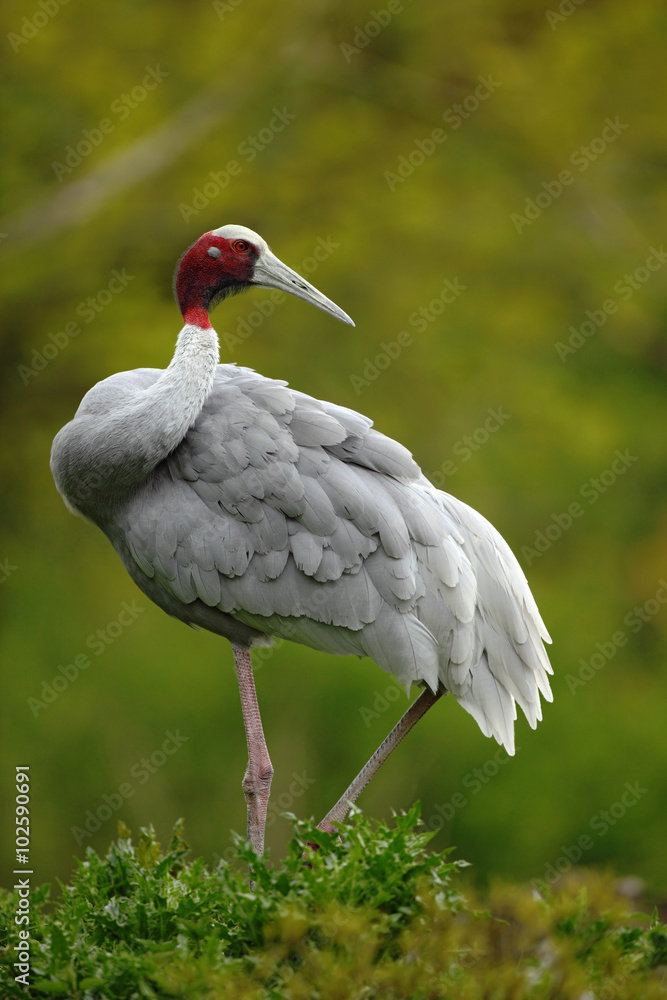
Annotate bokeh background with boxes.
[1,0,666,895]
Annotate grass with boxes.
[1,805,666,998]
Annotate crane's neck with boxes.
[153,319,219,445]
[51,318,219,521]
[182,305,212,330]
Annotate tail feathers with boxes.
[361,607,441,695]
[456,652,518,754]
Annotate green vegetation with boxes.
[1,810,665,998]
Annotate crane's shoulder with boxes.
[73,368,163,417]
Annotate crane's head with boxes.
[174,225,354,328]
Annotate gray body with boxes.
[52,322,552,755]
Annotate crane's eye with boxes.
[232,240,250,253]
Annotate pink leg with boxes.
[233,644,274,854]
[318,687,443,833]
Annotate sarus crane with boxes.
[51,225,553,855]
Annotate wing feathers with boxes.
[117,364,552,754]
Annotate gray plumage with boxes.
[52,364,552,755]
[51,224,552,768]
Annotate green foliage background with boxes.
[1,0,666,898]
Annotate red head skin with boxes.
[174,232,260,328]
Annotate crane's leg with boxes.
[317,687,443,833]
[233,644,274,855]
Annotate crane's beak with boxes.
[252,248,355,326]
